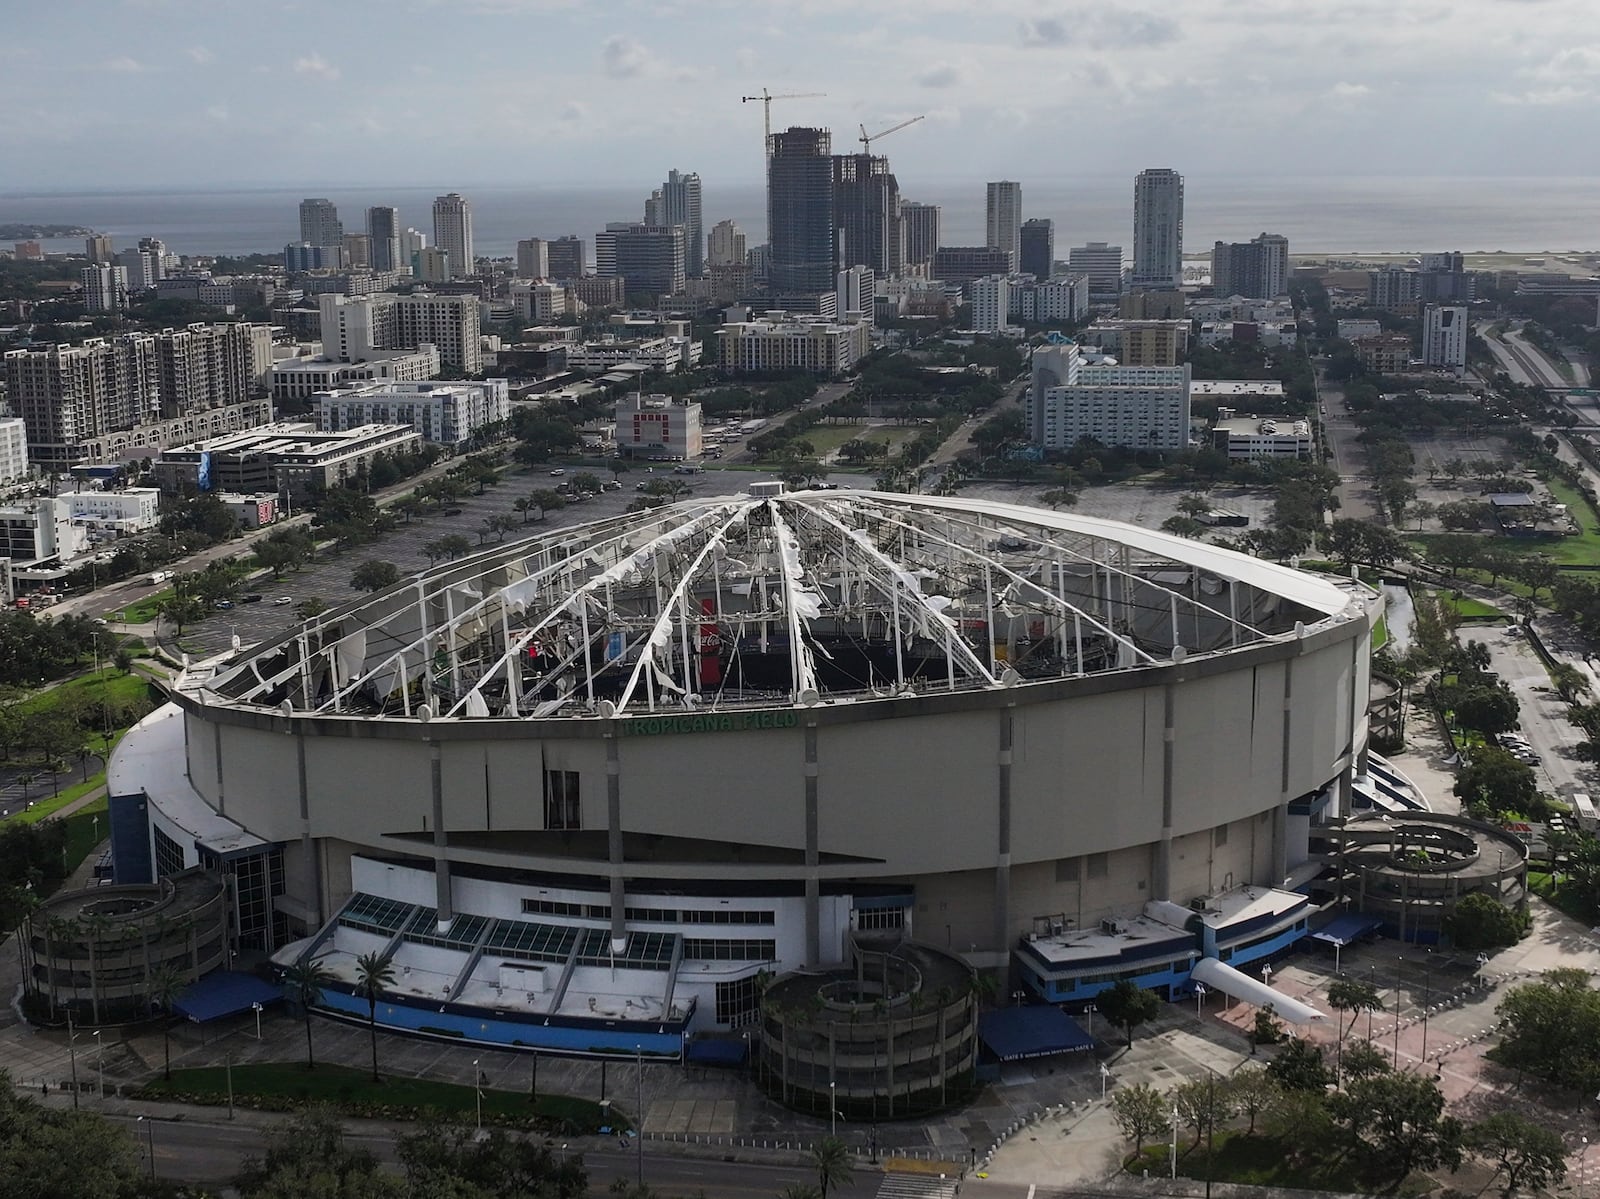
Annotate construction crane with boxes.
[741,87,827,163]
[858,115,925,154]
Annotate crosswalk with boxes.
[877,1172,960,1199]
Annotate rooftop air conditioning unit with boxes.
[1189,896,1211,912]
[1100,919,1120,935]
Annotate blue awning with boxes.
[1311,912,1383,948]
[978,1005,1095,1062]
[172,971,284,1023]
[685,1038,748,1067]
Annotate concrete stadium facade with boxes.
[107,489,1378,1053]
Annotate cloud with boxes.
[917,62,963,88]
[1531,45,1600,80]
[186,45,213,64]
[560,100,588,122]
[1114,12,1179,47]
[293,53,340,81]
[1019,17,1069,47]
[1493,85,1589,105]
[104,56,147,73]
[204,104,228,122]
[1328,81,1371,99]
[601,35,651,78]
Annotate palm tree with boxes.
[1326,977,1383,1085]
[147,965,185,1080]
[283,957,335,1070]
[354,951,397,1081]
[811,1137,853,1199]
[780,1188,823,1199]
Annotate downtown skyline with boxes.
[2,0,1598,190]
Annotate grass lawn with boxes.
[1371,615,1389,651]
[121,589,173,624]
[1528,869,1597,924]
[140,1062,619,1131]
[1130,1131,1427,1196]
[1440,593,1503,621]
[18,669,154,720]
[59,798,110,877]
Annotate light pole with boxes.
[93,1030,103,1100]
[473,1059,483,1132]
[1420,950,1433,1063]
[1099,1062,1110,1101]
[1084,1004,1096,1039]
[1261,963,1273,988]
[137,1115,155,1180]
[635,1045,644,1189]
[1367,964,1378,1043]
[252,1001,263,1041]
[1582,1136,1590,1199]
[829,1080,837,1136]
[1169,1103,1180,1178]
[1393,956,1404,1065]
[1194,983,1207,1018]
[66,1009,80,1111]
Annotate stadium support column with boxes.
[297,736,324,926]
[1155,683,1176,901]
[607,734,626,948]
[1274,659,1294,882]
[430,741,453,924]
[994,708,1014,957]
[804,722,820,966]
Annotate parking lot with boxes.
[168,464,880,659]
[958,479,1277,531]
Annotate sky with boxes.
[1,0,1598,191]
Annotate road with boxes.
[924,375,1028,485]
[1480,623,1595,800]
[1477,320,1572,391]
[108,1111,888,1196]
[1313,370,1379,521]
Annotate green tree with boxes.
[1430,533,1481,577]
[1225,1067,1278,1134]
[235,1104,401,1198]
[1266,1036,1332,1092]
[1327,977,1384,1084]
[438,534,472,561]
[1493,968,1600,1093]
[811,1137,853,1199]
[1343,1038,1392,1082]
[1109,1082,1167,1155]
[349,560,402,593]
[1040,488,1079,510]
[284,957,335,1070]
[1098,979,1161,1049]
[1338,1071,1463,1179]
[1465,1110,1567,1196]
[0,1071,147,1197]
[354,951,397,1081]
[1443,892,1527,951]
[1173,1074,1235,1151]
[1453,747,1539,817]
[147,964,185,1080]
[396,1119,588,1198]
[1513,556,1559,602]
[1252,1004,1285,1048]
[1448,684,1520,736]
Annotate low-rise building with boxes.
[932,245,1014,285]
[1083,318,1189,366]
[65,487,161,533]
[316,379,510,446]
[510,281,567,323]
[1190,297,1296,324]
[270,346,442,402]
[1197,320,1298,349]
[1027,342,1192,450]
[1211,409,1313,459]
[154,422,423,502]
[1336,318,1382,341]
[0,418,29,484]
[616,393,703,460]
[1189,380,1289,409]
[716,312,872,376]
[216,492,280,529]
[566,336,698,373]
[0,497,85,563]
[1352,333,1412,374]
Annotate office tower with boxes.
[656,170,704,277]
[431,193,474,278]
[985,181,1022,271]
[547,236,586,280]
[1422,304,1468,371]
[1132,169,1184,290]
[299,198,343,249]
[707,220,747,268]
[84,234,113,264]
[342,234,372,269]
[931,246,1013,286]
[969,276,1010,334]
[516,238,549,279]
[901,202,941,270]
[1020,218,1054,280]
[595,223,686,296]
[768,127,836,294]
[836,266,875,321]
[1210,232,1289,299]
[398,228,427,272]
[832,151,902,278]
[366,206,400,272]
[81,265,129,313]
[414,247,451,283]
[284,243,343,272]
[1066,242,1123,299]
[113,248,156,291]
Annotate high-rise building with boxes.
[969,275,1011,334]
[1020,218,1054,280]
[835,266,875,322]
[84,234,113,264]
[1210,232,1289,299]
[1067,243,1124,300]
[595,224,686,297]
[149,323,259,418]
[707,220,746,268]
[319,292,482,375]
[1132,169,1184,290]
[284,243,343,272]
[768,127,836,295]
[342,234,372,270]
[299,198,343,250]
[366,207,400,273]
[1422,304,1468,372]
[115,247,160,291]
[413,247,452,284]
[833,152,901,278]
[516,238,549,279]
[901,202,941,271]
[547,236,586,280]
[81,265,129,313]
[1026,341,1192,450]
[985,182,1022,271]
[431,193,474,279]
[649,170,704,277]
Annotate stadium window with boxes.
[1214,822,1229,848]
[543,770,580,829]
[1055,857,1080,883]
[1086,852,1108,880]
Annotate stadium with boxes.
[105,485,1377,1062]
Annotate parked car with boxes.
[549,468,566,476]
[215,600,234,610]
[273,596,293,606]
[242,594,264,604]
